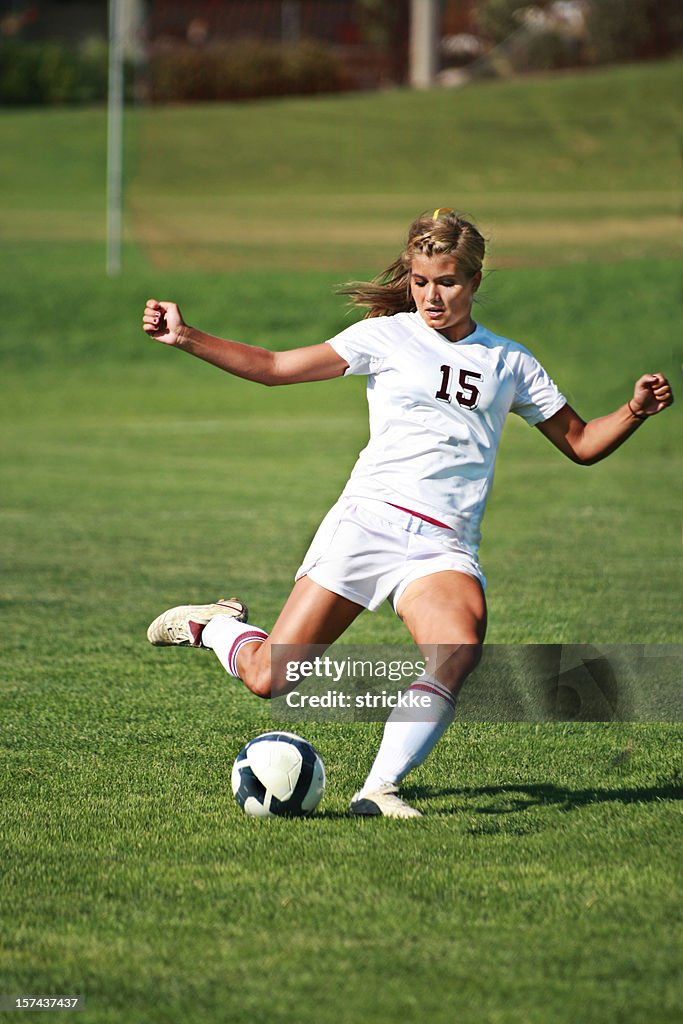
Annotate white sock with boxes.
[359,676,456,795]
[202,616,268,679]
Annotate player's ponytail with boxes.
[338,210,486,319]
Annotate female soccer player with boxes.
[142,209,673,818]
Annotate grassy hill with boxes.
[1,57,680,271]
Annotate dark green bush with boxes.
[147,39,345,103]
[587,0,650,62]
[280,39,341,96]
[587,0,683,63]
[477,0,534,45]
[0,42,43,104]
[0,39,127,105]
[38,42,85,103]
[523,29,580,71]
[476,0,586,72]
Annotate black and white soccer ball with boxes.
[231,731,326,818]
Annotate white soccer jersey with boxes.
[326,311,566,555]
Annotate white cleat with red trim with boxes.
[147,598,248,648]
[348,784,422,819]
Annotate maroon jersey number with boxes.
[435,365,483,409]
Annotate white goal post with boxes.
[410,0,440,89]
[106,0,144,275]
[106,0,125,276]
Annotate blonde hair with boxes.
[339,209,486,319]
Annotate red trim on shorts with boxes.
[387,503,452,530]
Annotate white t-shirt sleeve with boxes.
[325,319,390,376]
[508,345,566,426]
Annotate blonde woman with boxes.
[142,209,673,818]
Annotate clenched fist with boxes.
[142,299,185,346]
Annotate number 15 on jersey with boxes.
[435,365,483,409]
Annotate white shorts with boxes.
[295,495,486,613]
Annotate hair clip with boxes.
[432,207,454,220]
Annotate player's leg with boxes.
[350,570,485,818]
[219,575,365,698]
[396,568,487,688]
[149,576,364,698]
[148,497,369,694]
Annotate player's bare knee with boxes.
[236,644,273,698]
[466,639,484,669]
[429,640,483,689]
[243,666,273,699]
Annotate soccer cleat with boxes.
[348,784,422,819]
[146,598,248,648]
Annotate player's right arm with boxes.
[142,299,349,386]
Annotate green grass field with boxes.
[1,58,682,1023]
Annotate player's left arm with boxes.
[536,373,674,465]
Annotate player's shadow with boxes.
[402,780,683,816]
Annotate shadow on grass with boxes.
[403,780,683,817]
[304,780,683,821]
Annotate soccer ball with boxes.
[231,731,326,818]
